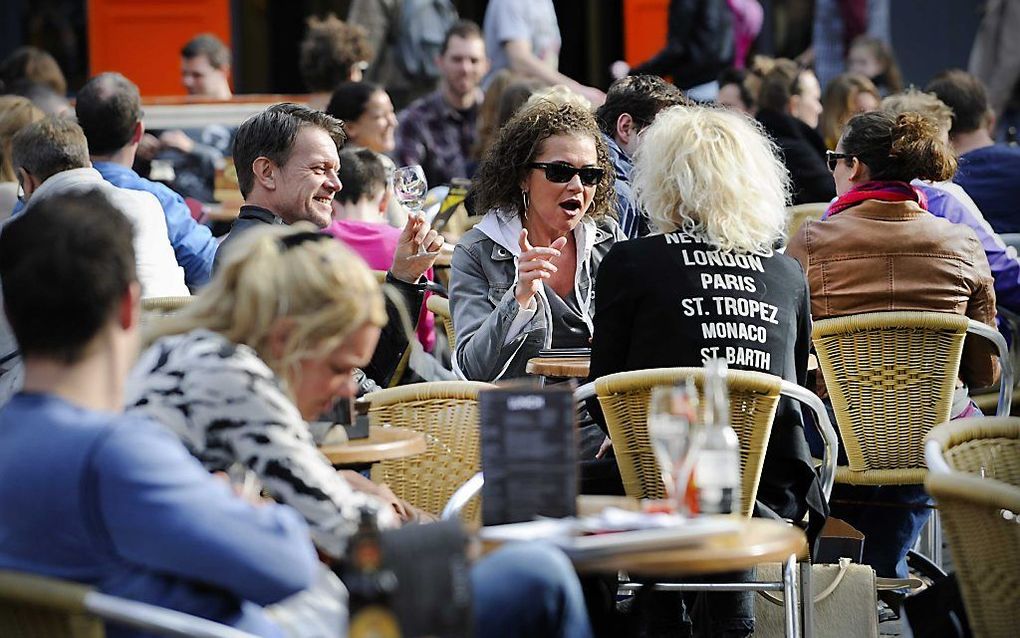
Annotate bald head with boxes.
[75,72,143,156]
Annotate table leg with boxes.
[782,554,801,638]
[799,561,813,638]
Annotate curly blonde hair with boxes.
[881,88,954,137]
[471,97,614,220]
[633,105,791,254]
[146,224,386,386]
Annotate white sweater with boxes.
[27,167,190,297]
[0,168,190,407]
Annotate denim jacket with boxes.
[449,208,623,381]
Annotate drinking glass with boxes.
[648,381,701,514]
[393,165,431,256]
[226,462,262,501]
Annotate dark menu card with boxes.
[480,384,577,525]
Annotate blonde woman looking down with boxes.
[125,224,596,638]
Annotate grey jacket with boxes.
[450,208,624,381]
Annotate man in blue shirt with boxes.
[928,69,1020,235]
[0,191,317,636]
[75,72,219,287]
[594,75,689,238]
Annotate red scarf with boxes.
[825,181,928,218]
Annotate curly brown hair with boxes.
[471,97,614,221]
[299,14,374,93]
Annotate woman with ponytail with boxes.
[787,111,1000,579]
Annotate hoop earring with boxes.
[521,190,530,217]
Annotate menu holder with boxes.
[381,521,472,637]
[480,383,578,525]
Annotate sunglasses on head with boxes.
[825,150,853,172]
[529,162,604,187]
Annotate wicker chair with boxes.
[924,422,1020,638]
[426,296,455,352]
[813,311,1012,486]
[367,381,495,521]
[0,570,255,637]
[589,367,838,518]
[925,417,1020,489]
[786,202,829,240]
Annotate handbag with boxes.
[753,557,877,638]
[753,558,923,637]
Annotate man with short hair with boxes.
[220,102,442,389]
[927,69,1020,234]
[0,116,189,406]
[395,20,488,187]
[181,33,232,99]
[0,193,319,635]
[11,117,188,297]
[133,35,236,204]
[595,75,689,238]
[75,72,219,287]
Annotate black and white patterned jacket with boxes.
[125,328,394,559]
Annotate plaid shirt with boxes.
[395,90,479,187]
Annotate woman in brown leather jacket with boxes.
[787,110,999,580]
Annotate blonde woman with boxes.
[819,73,880,149]
[126,224,594,638]
[590,105,827,540]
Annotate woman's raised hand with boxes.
[515,229,567,308]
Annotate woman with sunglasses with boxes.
[787,110,999,580]
[450,96,622,382]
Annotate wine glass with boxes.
[648,381,701,514]
[393,165,431,256]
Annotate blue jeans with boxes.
[806,401,935,578]
[472,543,594,638]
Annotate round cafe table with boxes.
[525,356,590,379]
[319,425,426,466]
[485,495,810,638]
[572,517,807,576]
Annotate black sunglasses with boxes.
[825,151,853,172]
[529,162,604,187]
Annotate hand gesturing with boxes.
[515,229,567,308]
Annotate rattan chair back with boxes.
[594,367,782,518]
[813,311,969,485]
[367,381,495,521]
[426,296,455,351]
[925,472,1020,638]
[786,202,828,239]
[927,417,1020,488]
[0,570,103,637]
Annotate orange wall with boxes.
[87,0,231,97]
[623,0,669,67]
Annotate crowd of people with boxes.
[0,1,1019,637]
